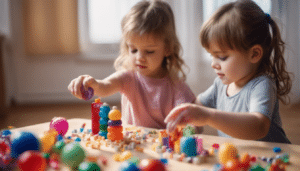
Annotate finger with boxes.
[82,76,94,90]
[164,105,185,123]
[68,80,74,93]
[166,122,173,133]
[74,76,85,97]
[169,110,188,132]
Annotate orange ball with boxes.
[218,143,239,165]
[108,106,122,120]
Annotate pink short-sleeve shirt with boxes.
[120,71,196,129]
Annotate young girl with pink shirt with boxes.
[68,0,195,129]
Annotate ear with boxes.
[165,48,172,57]
[249,45,263,64]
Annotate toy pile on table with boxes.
[0,98,291,171]
[148,125,289,171]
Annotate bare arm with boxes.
[206,108,271,140]
[68,70,127,99]
[165,104,271,140]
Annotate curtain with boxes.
[271,0,300,104]
[22,0,79,56]
[167,0,215,95]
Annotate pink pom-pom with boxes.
[50,117,69,136]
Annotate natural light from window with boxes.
[88,0,141,44]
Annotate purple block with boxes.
[108,120,122,126]
[162,137,169,147]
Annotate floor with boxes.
[1,101,299,145]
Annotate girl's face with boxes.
[127,33,169,78]
[207,43,257,88]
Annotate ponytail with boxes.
[263,16,292,104]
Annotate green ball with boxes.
[79,162,101,171]
[52,141,65,154]
[61,142,86,168]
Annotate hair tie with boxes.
[265,13,272,24]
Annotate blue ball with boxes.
[1,130,11,136]
[99,105,110,118]
[10,131,40,158]
[100,118,109,125]
[119,161,140,171]
[180,136,197,157]
[99,131,108,139]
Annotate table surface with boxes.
[11,118,300,171]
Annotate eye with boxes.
[219,56,228,61]
[131,49,137,53]
[146,51,155,54]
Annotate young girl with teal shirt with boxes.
[165,0,292,143]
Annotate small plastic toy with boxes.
[52,141,66,154]
[40,129,58,153]
[108,106,122,120]
[98,102,109,138]
[78,161,101,171]
[81,85,94,101]
[10,131,40,158]
[273,147,282,153]
[50,117,69,136]
[119,161,139,171]
[180,136,197,157]
[107,106,123,141]
[91,99,103,135]
[218,142,238,165]
[18,150,47,171]
[139,159,166,171]
[61,142,86,170]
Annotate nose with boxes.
[211,58,220,70]
[136,52,145,61]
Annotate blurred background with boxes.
[0,0,299,144]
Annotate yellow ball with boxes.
[218,143,239,165]
[108,106,122,120]
[40,129,58,153]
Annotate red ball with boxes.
[139,159,166,171]
[18,151,46,171]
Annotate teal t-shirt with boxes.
[199,75,291,144]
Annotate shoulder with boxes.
[173,80,196,103]
[173,78,193,91]
[117,70,135,80]
[248,75,276,91]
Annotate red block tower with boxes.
[91,98,103,135]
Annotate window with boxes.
[78,0,141,60]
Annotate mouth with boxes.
[136,64,147,69]
[217,73,225,77]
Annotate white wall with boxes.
[1,1,121,106]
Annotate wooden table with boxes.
[10,118,300,171]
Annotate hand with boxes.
[164,103,211,133]
[68,75,98,99]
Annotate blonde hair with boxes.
[200,0,292,104]
[114,0,187,81]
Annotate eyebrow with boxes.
[127,43,159,48]
[212,50,226,53]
